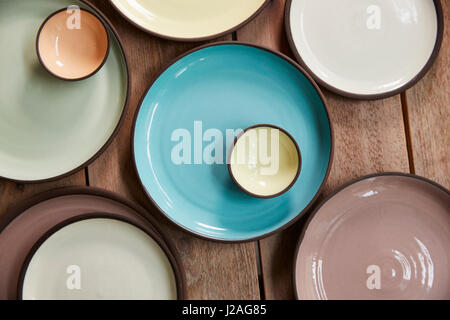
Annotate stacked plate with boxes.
[0,188,185,300]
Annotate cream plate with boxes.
[21,218,177,300]
[287,0,442,98]
[109,0,268,40]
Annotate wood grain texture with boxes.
[0,172,85,221]
[86,0,260,300]
[237,0,410,300]
[405,0,449,189]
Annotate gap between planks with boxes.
[84,167,90,186]
[400,92,416,174]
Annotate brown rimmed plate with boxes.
[294,173,450,300]
[285,0,444,100]
[132,42,333,242]
[0,187,186,300]
[0,0,129,183]
[18,213,180,300]
[108,0,270,41]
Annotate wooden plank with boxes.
[237,0,410,300]
[405,1,449,189]
[0,173,85,219]
[86,0,260,300]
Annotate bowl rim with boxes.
[17,212,185,300]
[131,41,335,243]
[227,124,302,199]
[292,172,450,300]
[0,0,130,184]
[36,7,111,81]
[284,0,445,100]
[108,0,271,42]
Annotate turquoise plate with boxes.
[133,43,333,241]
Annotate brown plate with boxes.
[0,187,186,300]
[294,173,450,300]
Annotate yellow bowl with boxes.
[228,125,301,198]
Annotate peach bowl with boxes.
[36,8,109,81]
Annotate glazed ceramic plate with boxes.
[286,0,444,99]
[133,43,333,241]
[0,0,128,182]
[0,188,185,300]
[109,0,268,41]
[294,174,450,300]
[20,215,177,300]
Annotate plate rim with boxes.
[284,0,445,100]
[0,186,187,300]
[17,212,185,300]
[108,0,271,42]
[0,0,130,183]
[131,41,335,243]
[292,172,450,300]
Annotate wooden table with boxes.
[1,0,448,300]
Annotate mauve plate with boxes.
[109,0,268,41]
[0,188,185,300]
[294,173,450,300]
[133,43,333,241]
[0,0,128,182]
[286,0,443,99]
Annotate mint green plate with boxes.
[0,0,128,182]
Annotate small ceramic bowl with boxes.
[36,8,110,81]
[228,124,301,199]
